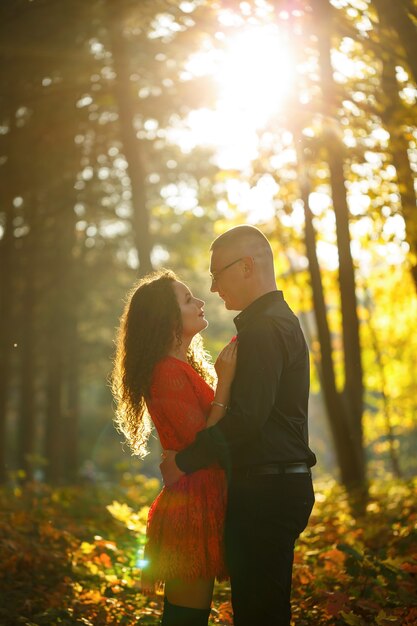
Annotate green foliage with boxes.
[0,476,416,625]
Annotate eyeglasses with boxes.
[210,257,243,282]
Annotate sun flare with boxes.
[217,26,294,126]
[180,26,294,170]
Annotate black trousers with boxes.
[225,473,315,626]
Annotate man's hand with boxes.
[140,570,156,597]
[160,450,185,486]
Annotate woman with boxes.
[111,269,237,626]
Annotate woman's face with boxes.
[172,280,207,339]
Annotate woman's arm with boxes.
[206,340,237,427]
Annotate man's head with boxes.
[209,225,277,310]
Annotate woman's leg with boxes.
[161,578,214,626]
[165,578,214,609]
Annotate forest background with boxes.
[0,0,416,624]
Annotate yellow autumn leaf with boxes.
[80,541,95,555]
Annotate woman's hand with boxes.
[207,339,237,427]
[214,338,238,387]
[140,570,156,596]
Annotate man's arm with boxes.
[160,450,185,486]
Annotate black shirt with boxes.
[176,290,317,474]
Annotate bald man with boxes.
[161,225,316,626]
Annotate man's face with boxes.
[209,248,247,310]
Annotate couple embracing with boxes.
[112,225,316,626]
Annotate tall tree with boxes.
[17,191,38,479]
[0,3,26,482]
[372,0,417,86]
[106,1,153,276]
[373,1,417,288]
[0,116,15,483]
[308,0,365,487]
[292,122,365,488]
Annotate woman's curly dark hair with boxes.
[111,269,215,457]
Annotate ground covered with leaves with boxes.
[0,474,416,625]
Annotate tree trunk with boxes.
[376,6,417,289]
[44,324,63,484]
[44,188,79,484]
[17,194,38,480]
[107,3,153,276]
[0,121,15,484]
[372,0,417,86]
[312,0,365,487]
[362,286,402,477]
[292,126,366,488]
[63,292,80,483]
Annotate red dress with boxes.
[144,356,228,583]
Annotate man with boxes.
[161,225,316,626]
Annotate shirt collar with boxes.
[233,290,283,332]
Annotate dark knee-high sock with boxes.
[161,597,210,626]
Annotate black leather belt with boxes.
[232,462,311,478]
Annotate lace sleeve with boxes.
[148,359,207,450]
